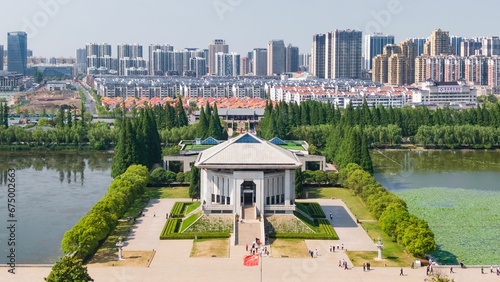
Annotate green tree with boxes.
[189,165,200,199]
[175,96,188,127]
[294,168,303,199]
[45,256,93,282]
[150,167,167,186]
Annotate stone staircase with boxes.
[236,219,261,247]
[242,205,256,220]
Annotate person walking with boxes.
[363,263,366,272]
[450,267,454,273]
[400,267,404,276]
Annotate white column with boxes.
[255,177,264,217]
[234,177,243,214]
[284,170,291,206]
[201,169,210,205]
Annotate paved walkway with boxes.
[2,198,500,281]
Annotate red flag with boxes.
[243,254,259,266]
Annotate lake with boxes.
[372,150,500,265]
[0,151,112,264]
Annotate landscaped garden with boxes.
[160,202,232,240]
[265,203,338,240]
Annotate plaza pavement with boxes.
[1,198,498,281]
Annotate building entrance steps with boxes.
[236,219,261,248]
[242,205,255,220]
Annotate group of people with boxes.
[329,243,344,253]
[245,239,269,256]
[308,249,319,258]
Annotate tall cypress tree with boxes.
[360,130,373,173]
[145,108,162,166]
[212,103,223,139]
[175,96,188,127]
[198,106,209,138]
[189,165,200,199]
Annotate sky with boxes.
[1,0,499,58]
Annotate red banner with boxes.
[243,254,260,266]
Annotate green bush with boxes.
[160,232,230,240]
[170,202,189,218]
[268,232,337,240]
[160,218,181,237]
[299,202,326,218]
[318,219,338,238]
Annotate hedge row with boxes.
[268,232,337,240]
[171,202,190,218]
[341,163,436,258]
[161,218,181,236]
[61,165,149,260]
[308,202,326,218]
[160,232,230,240]
[318,219,338,238]
[298,202,326,218]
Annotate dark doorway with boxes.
[241,181,256,206]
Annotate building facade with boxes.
[7,31,28,75]
[327,29,362,79]
[196,133,301,216]
[208,39,229,75]
[252,48,267,76]
[363,33,395,70]
[267,40,286,75]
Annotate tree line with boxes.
[111,107,162,178]
[61,165,149,260]
[259,99,500,140]
[341,163,436,258]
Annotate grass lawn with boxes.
[303,187,374,220]
[157,186,189,198]
[269,239,309,258]
[280,142,305,150]
[190,238,229,257]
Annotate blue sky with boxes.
[1,0,499,57]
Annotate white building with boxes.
[412,81,477,106]
[195,133,301,217]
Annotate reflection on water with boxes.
[0,151,112,264]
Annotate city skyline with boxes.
[1,0,500,58]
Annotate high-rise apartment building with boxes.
[415,56,427,83]
[461,39,482,57]
[75,48,87,74]
[285,44,299,73]
[327,29,362,79]
[311,34,326,78]
[372,44,400,84]
[85,42,115,74]
[208,39,229,75]
[465,56,489,85]
[7,32,28,75]
[481,37,500,57]
[117,43,145,76]
[190,57,207,78]
[444,56,465,82]
[363,33,395,70]
[240,57,252,75]
[409,38,428,57]
[267,40,286,75]
[429,29,451,56]
[399,39,417,85]
[252,48,267,76]
[0,45,4,71]
[488,57,500,88]
[299,53,311,72]
[215,52,240,76]
[148,44,173,75]
[450,36,463,56]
